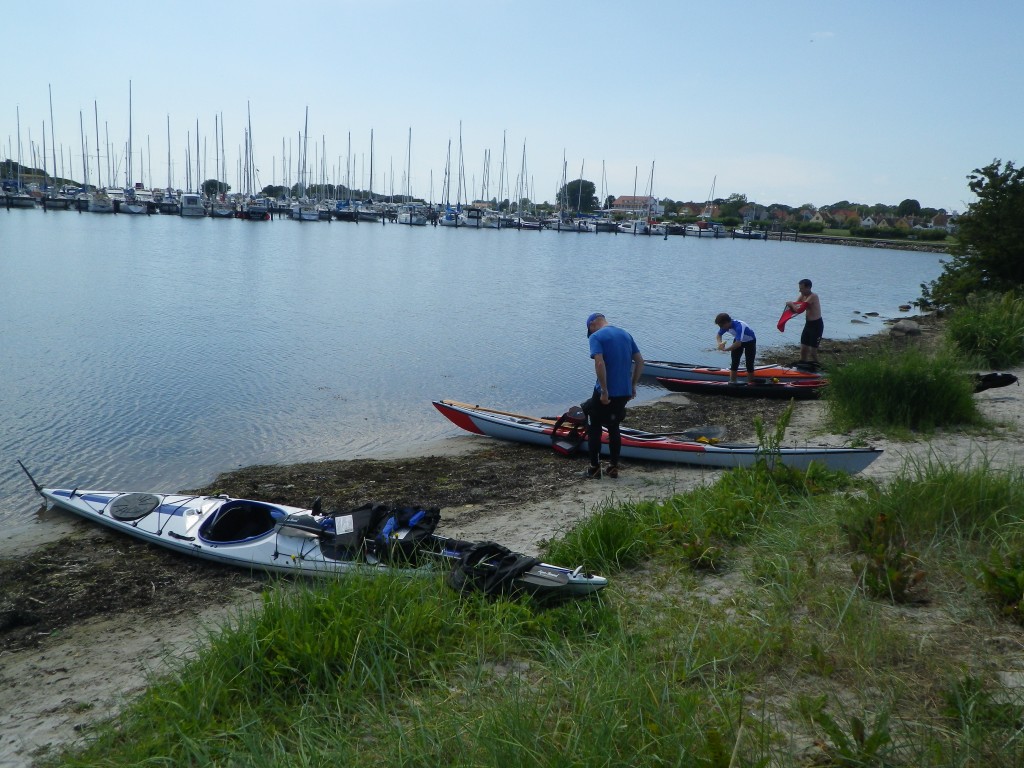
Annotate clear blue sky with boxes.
[4,1,1019,212]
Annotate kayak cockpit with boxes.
[199,499,287,543]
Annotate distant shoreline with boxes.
[772,231,949,253]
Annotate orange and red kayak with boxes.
[641,359,824,382]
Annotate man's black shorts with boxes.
[801,318,824,348]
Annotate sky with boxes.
[3,1,1021,212]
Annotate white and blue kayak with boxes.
[18,462,607,599]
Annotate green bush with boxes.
[844,511,926,603]
[849,225,908,239]
[851,455,1024,540]
[916,228,950,242]
[977,549,1024,624]
[946,291,1024,368]
[825,346,981,432]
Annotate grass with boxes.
[824,344,983,433]
[946,292,1024,368]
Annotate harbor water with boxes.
[0,209,945,536]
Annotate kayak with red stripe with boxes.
[641,359,824,382]
[432,400,880,473]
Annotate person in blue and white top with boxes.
[714,312,757,384]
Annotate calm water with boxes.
[0,209,944,532]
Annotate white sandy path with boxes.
[2,374,1022,767]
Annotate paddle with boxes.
[621,425,727,441]
[17,460,43,497]
[445,399,559,424]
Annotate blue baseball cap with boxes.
[586,312,605,337]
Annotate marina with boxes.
[0,208,945,538]
[2,188,750,234]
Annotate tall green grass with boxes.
[843,453,1024,540]
[946,291,1024,368]
[545,459,857,575]
[825,346,982,432]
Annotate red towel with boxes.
[777,301,808,332]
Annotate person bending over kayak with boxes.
[584,312,644,480]
[715,312,757,384]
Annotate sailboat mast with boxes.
[105,121,112,189]
[166,115,171,190]
[214,114,219,192]
[406,126,412,199]
[48,84,57,188]
[128,80,133,187]
[94,101,102,188]
[577,160,585,212]
[79,110,88,187]
[601,160,607,211]
[301,106,309,197]
[498,130,506,210]
[220,113,226,195]
[195,119,200,194]
[41,120,48,189]
[246,101,253,196]
[456,121,464,208]
[443,139,451,207]
[647,160,655,220]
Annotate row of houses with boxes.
[607,195,958,232]
[785,207,958,232]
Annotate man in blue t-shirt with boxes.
[584,312,645,479]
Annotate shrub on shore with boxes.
[824,345,981,432]
[946,291,1024,368]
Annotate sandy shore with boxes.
[2,364,1022,767]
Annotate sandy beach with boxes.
[2,345,1022,767]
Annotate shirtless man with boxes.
[786,279,823,364]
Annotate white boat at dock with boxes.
[179,193,206,217]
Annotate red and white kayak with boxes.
[433,400,881,473]
[641,359,824,383]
